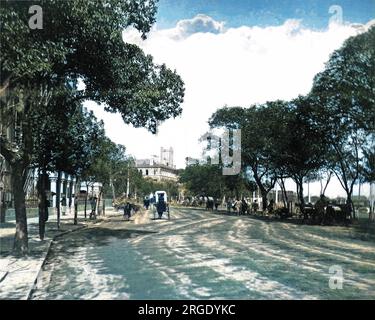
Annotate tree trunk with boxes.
[84,182,88,219]
[98,188,103,216]
[296,178,306,220]
[12,165,28,254]
[62,177,67,216]
[321,172,332,196]
[74,177,80,225]
[68,180,73,212]
[370,183,374,221]
[37,169,49,240]
[260,188,268,211]
[346,193,355,220]
[56,171,62,229]
[0,190,5,223]
[279,179,289,208]
[102,197,105,217]
[110,177,116,202]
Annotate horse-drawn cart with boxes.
[153,191,170,220]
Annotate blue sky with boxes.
[157,0,375,29]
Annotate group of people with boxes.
[142,193,168,219]
[205,198,221,211]
[226,198,249,215]
[182,196,263,215]
[226,198,266,215]
[143,195,156,210]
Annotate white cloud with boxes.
[174,14,225,39]
[86,15,374,198]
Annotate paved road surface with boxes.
[31,208,375,300]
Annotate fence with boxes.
[3,199,113,223]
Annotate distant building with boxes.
[136,147,179,182]
[185,157,200,167]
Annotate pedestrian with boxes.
[234,199,241,216]
[214,198,220,211]
[252,200,259,214]
[227,199,232,214]
[61,196,67,216]
[241,198,248,215]
[267,199,275,215]
[144,197,150,210]
[90,196,97,220]
[157,194,166,219]
[124,202,132,221]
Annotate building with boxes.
[136,147,179,182]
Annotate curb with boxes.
[24,225,88,300]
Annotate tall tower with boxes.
[160,147,174,167]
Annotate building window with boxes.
[146,170,149,176]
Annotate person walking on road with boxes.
[124,202,132,221]
[90,196,97,220]
[144,197,150,210]
[227,199,232,214]
[61,196,67,216]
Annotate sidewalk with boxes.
[0,209,111,300]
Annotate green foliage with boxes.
[0,0,185,252]
[1,0,184,133]
[179,164,250,199]
[309,26,375,205]
[206,27,375,211]
[362,149,375,184]
[179,164,222,198]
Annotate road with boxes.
[31,207,375,300]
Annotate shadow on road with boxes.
[176,207,375,243]
[52,227,158,250]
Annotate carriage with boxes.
[153,191,170,220]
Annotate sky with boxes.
[156,0,375,29]
[85,0,375,198]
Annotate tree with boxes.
[310,26,375,218]
[0,0,185,253]
[362,148,375,220]
[209,104,281,210]
[179,164,225,199]
[272,97,328,217]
